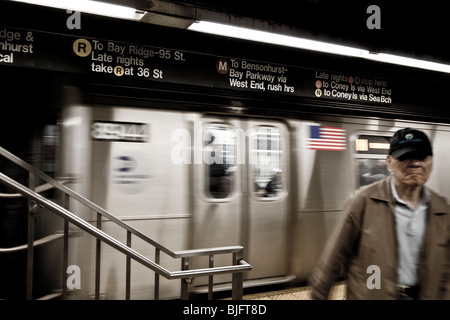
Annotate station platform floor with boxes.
[240,281,346,300]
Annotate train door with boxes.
[246,120,290,280]
[190,116,290,284]
[190,117,243,250]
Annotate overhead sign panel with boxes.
[0,25,392,105]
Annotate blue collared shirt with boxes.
[390,178,430,286]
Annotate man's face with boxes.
[387,154,433,187]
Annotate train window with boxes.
[204,125,237,199]
[355,134,390,187]
[251,126,284,198]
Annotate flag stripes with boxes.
[308,125,346,151]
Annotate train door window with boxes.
[204,125,237,199]
[355,134,391,188]
[250,126,285,198]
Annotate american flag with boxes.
[308,125,346,151]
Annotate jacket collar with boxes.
[369,176,393,203]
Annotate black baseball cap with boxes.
[389,128,433,160]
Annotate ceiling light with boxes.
[13,0,144,21]
[364,52,450,74]
[189,21,367,59]
[188,21,450,74]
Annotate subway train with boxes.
[57,103,450,299]
[2,2,450,299]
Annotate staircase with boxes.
[0,146,251,300]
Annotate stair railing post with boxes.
[26,173,36,300]
[232,250,244,300]
[62,193,70,299]
[180,257,189,300]
[95,212,102,300]
[208,254,214,300]
[126,230,131,300]
[154,248,160,300]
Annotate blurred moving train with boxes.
[59,104,450,299]
[2,1,450,300]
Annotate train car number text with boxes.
[91,122,149,142]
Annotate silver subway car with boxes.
[61,103,450,299]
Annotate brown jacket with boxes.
[309,177,450,299]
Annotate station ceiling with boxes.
[93,0,450,66]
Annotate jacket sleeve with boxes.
[308,192,365,299]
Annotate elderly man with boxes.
[309,128,450,299]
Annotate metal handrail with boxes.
[0,146,252,299]
[0,171,251,295]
